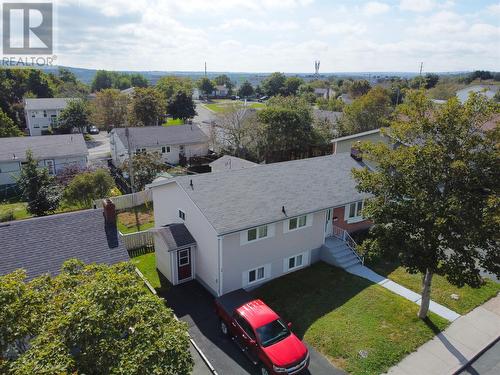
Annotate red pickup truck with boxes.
[215,290,309,375]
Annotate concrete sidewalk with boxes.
[347,265,461,321]
[386,294,500,375]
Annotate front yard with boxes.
[0,201,31,221]
[254,262,449,375]
[117,204,155,234]
[368,259,500,315]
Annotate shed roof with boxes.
[0,209,129,280]
[0,134,88,162]
[156,223,196,251]
[112,125,208,149]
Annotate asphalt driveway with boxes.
[161,281,345,375]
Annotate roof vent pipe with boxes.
[190,179,193,189]
[282,206,286,215]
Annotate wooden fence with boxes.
[94,190,152,211]
[119,229,154,256]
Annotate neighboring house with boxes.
[121,87,136,96]
[213,85,229,97]
[0,203,129,280]
[24,98,76,136]
[313,109,342,124]
[339,93,353,105]
[313,88,332,99]
[331,128,391,155]
[0,134,88,187]
[148,153,371,296]
[209,155,257,173]
[110,125,209,167]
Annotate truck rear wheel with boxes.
[220,320,228,336]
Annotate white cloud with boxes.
[309,17,366,36]
[399,0,436,12]
[362,1,390,16]
[218,18,298,32]
[487,3,500,14]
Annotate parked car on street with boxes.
[88,125,100,134]
[215,290,309,375]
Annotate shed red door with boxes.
[177,248,192,281]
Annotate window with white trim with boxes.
[346,201,364,222]
[284,252,308,272]
[247,266,265,284]
[247,225,268,242]
[162,146,171,153]
[44,160,55,175]
[178,209,186,220]
[287,215,308,231]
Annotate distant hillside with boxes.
[39,65,469,86]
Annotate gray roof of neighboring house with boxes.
[0,134,89,162]
[151,153,370,235]
[0,209,129,280]
[209,155,257,172]
[331,128,382,143]
[112,125,209,149]
[313,109,342,123]
[121,87,135,95]
[156,223,196,251]
[24,98,75,111]
[314,88,330,94]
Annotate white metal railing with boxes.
[119,229,154,251]
[332,225,364,265]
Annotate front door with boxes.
[177,248,192,282]
[325,208,333,237]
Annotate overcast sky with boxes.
[48,0,500,72]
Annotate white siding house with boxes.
[148,154,372,296]
[110,125,209,167]
[0,134,88,187]
[24,98,76,136]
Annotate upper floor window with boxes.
[287,215,308,231]
[43,110,47,117]
[162,146,171,153]
[247,225,268,242]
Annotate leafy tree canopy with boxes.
[156,76,193,100]
[167,91,196,121]
[197,78,215,96]
[238,81,254,98]
[353,90,500,318]
[63,169,115,208]
[90,89,129,130]
[0,107,23,137]
[122,151,168,190]
[16,150,61,216]
[129,87,165,126]
[58,99,91,134]
[262,72,287,97]
[0,260,193,375]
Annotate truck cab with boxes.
[215,290,309,375]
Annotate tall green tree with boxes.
[129,73,149,87]
[17,150,61,216]
[238,81,254,98]
[262,72,287,97]
[167,91,196,122]
[129,87,165,126]
[63,169,115,208]
[91,89,129,130]
[339,87,392,135]
[353,91,500,319]
[348,79,371,98]
[27,69,53,98]
[197,78,215,97]
[214,74,234,94]
[91,70,114,92]
[0,108,23,137]
[282,77,304,96]
[58,99,90,134]
[256,96,313,162]
[1,261,193,375]
[156,76,193,100]
[122,152,168,190]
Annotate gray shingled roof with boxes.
[24,98,74,110]
[112,125,209,149]
[313,109,342,124]
[209,155,257,172]
[0,209,129,280]
[153,154,370,235]
[156,223,196,251]
[0,134,89,162]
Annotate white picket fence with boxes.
[119,229,154,252]
[94,190,152,211]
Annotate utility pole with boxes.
[125,126,141,231]
[419,62,424,76]
[204,62,207,77]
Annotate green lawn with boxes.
[130,252,169,293]
[203,100,265,113]
[254,262,448,375]
[162,118,184,126]
[117,204,155,234]
[369,259,500,315]
[0,202,31,221]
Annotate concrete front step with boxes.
[339,257,361,269]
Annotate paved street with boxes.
[458,340,500,375]
[86,132,110,160]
